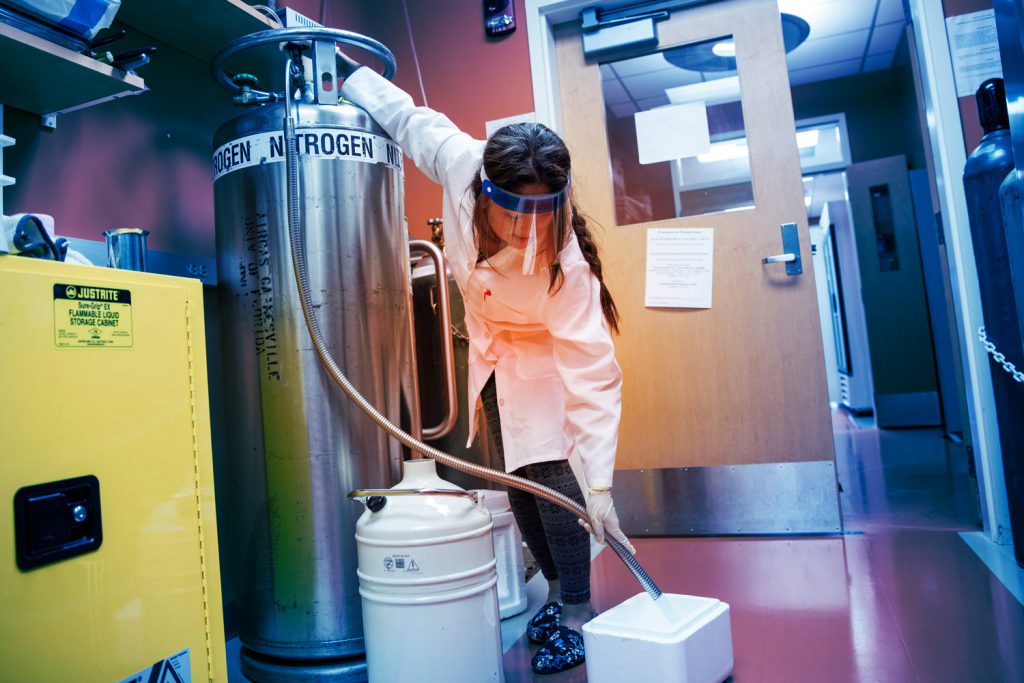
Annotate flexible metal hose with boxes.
[282,58,662,603]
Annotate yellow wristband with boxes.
[588,485,611,493]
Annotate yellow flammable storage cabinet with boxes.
[0,256,227,682]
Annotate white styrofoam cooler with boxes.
[582,593,733,683]
[478,490,529,619]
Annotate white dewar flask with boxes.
[354,459,504,683]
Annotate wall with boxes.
[5,29,235,259]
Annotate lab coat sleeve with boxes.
[542,261,622,489]
[339,67,483,188]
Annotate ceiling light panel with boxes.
[665,76,741,106]
[622,68,703,100]
[785,29,870,71]
[607,52,676,78]
[776,0,877,40]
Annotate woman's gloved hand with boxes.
[580,489,636,554]
[336,50,362,79]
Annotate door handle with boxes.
[762,253,796,264]
[761,223,803,276]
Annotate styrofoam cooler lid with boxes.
[583,593,727,643]
[476,489,511,514]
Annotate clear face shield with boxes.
[481,171,571,275]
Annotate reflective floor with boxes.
[502,411,1024,682]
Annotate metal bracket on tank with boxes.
[312,40,338,105]
[211,27,397,103]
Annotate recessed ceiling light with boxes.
[711,41,736,58]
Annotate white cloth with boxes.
[340,68,623,488]
[6,0,121,40]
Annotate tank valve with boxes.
[428,218,444,248]
[232,73,266,106]
[366,496,387,513]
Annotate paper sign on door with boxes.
[645,228,714,309]
[634,103,711,165]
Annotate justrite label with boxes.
[118,647,190,683]
[53,283,133,348]
[212,128,403,182]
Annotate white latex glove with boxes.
[336,50,362,79]
[580,489,636,554]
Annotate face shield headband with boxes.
[480,172,570,214]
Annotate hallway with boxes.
[502,412,1024,682]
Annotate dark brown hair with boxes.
[470,123,620,333]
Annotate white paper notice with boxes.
[946,10,1002,97]
[634,103,711,165]
[645,228,714,309]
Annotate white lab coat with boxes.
[340,68,622,488]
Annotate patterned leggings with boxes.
[480,373,591,604]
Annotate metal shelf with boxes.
[0,0,277,117]
[0,22,146,116]
[117,0,277,64]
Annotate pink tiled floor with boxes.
[502,412,1024,682]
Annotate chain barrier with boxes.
[978,326,1024,383]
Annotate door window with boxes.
[600,36,754,225]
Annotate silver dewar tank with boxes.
[212,95,415,670]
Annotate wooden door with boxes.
[552,0,837,527]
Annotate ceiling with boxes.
[602,0,908,119]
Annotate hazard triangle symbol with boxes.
[148,660,185,683]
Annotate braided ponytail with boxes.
[546,200,619,333]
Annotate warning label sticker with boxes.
[53,283,133,348]
[383,553,422,574]
[118,647,191,683]
[212,128,403,182]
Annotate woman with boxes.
[338,57,635,674]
